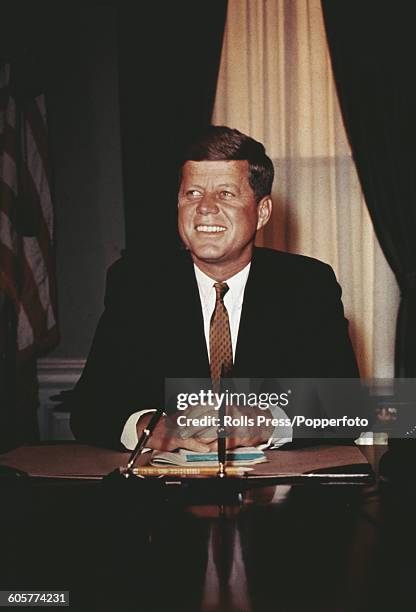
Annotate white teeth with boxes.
[196,225,226,233]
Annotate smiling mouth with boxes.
[195,225,227,233]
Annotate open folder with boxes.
[151,446,267,467]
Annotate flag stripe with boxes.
[22,237,57,328]
[25,99,51,191]
[2,151,55,283]
[21,161,55,273]
[0,62,58,361]
[25,119,53,235]
[0,209,16,252]
[1,148,18,196]
[0,241,55,351]
[0,86,16,128]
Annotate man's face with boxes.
[178,160,271,276]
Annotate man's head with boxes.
[178,126,274,280]
[180,126,274,203]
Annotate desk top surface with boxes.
[1,444,405,612]
[0,442,372,479]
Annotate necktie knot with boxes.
[213,282,229,302]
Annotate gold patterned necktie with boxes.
[209,282,233,391]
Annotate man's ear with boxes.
[256,196,273,230]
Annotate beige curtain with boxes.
[212,0,399,378]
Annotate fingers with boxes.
[177,408,219,439]
[193,426,218,442]
[184,404,216,419]
[208,437,257,451]
[180,438,211,453]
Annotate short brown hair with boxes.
[181,126,274,202]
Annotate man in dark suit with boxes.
[69,126,361,451]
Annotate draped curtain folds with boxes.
[322,1,416,377]
[212,0,399,378]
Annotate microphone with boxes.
[216,368,230,478]
[217,400,227,478]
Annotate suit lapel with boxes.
[168,248,288,378]
[233,249,286,376]
[168,252,210,377]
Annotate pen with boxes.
[126,408,165,471]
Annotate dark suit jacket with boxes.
[69,247,361,449]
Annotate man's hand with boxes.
[136,404,274,452]
[174,404,273,448]
[202,405,274,451]
[135,409,212,452]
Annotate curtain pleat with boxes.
[212,0,399,378]
[322,1,416,377]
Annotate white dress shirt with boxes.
[121,262,292,450]
[193,262,250,362]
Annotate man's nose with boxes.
[196,194,219,215]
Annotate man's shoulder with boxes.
[253,247,335,282]
[107,248,191,278]
[107,247,337,288]
[103,249,192,304]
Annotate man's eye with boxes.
[220,190,234,199]
[186,189,202,198]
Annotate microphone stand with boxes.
[217,402,227,478]
[216,372,228,478]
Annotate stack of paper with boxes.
[151,446,268,467]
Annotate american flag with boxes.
[0,62,58,364]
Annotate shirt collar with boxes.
[193,261,251,305]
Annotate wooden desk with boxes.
[0,442,373,478]
[1,444,413,612]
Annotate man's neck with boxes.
[192,254,253,282]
